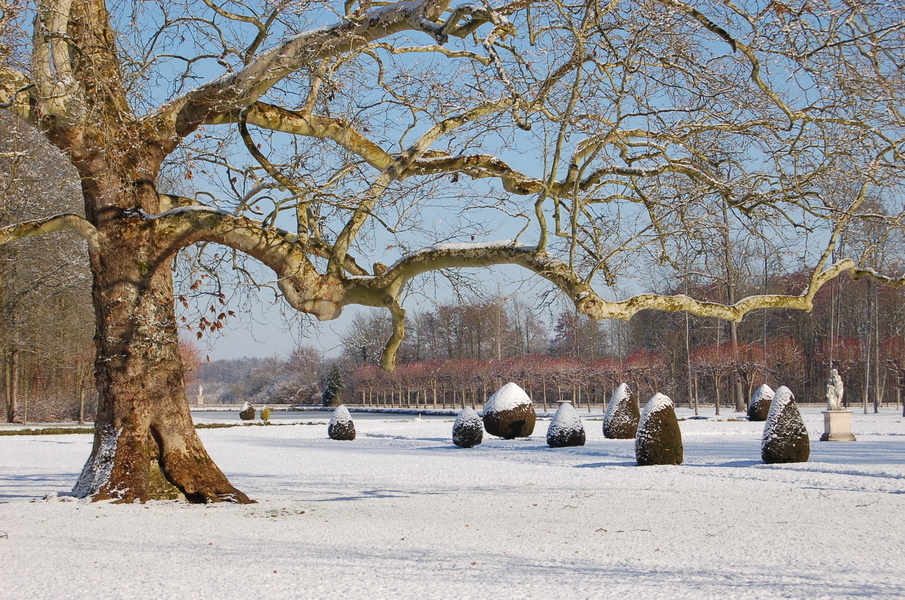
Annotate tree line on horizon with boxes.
[335,273,904,412]
[187,271,905,414]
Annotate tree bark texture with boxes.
[48,95,254,501]
[73,215,251,503]
[4,347,18,423]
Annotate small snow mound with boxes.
[452,407,484,448]
[602,383,639,439]
[641,393,673,419]
[485,382,531,413]
[455,407,482,428]
[603,383,631,421]
[752,384,775,405]
[766,386,794,417]
[547,402,586,447]
[550,402,582,433]
[330,404,353,425]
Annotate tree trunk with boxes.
[714,375,721,416]
[693,374,699,416]
[730,323,745,412]
[78,386,87,425]
[5,348,18,423]
[73,213,251,503]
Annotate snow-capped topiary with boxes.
[747,384,774,421]
[328,404,356,441]
[483,382,536,439]
[761,386,809,463]
[602,383,640,439]
[546,402,586,448]
[452,407,484,448]
[239,401,255,421]
[635,393,683,466]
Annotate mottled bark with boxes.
[74,221,250,503]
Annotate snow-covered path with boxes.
[1,408,903,599]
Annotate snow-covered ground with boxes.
[2,407,904,599]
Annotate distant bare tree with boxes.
[0,112,93,423]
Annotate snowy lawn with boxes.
[1,407,904,599]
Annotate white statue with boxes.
[826,369,843,411]
[197,385,204,406]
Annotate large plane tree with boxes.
[0,0,902,502]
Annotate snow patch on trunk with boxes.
[71,424,121,499]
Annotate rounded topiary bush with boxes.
[602,383,640,439]
[452,407,484,448]
[635,393,683,466]
[761,386,809,464]
[328,404,356,441]
[546,402,586,448]
[747,384,774,422]
[483,382,536,439]
[239,401,255,421]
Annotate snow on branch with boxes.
[156,0,458,135]
[0,213,105,251]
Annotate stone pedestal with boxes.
[820,410,856,442]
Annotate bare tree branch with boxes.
[0,213,104,251]
[154,0,459,136]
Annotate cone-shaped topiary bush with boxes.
[239,401,255,421]
[747,384,774,421]
[328,404,356,440]
[547,402,586,448]
[452,407,484,448]
[635,393,683,466]
[602,383,640,439]
[483,382,536,439]
[761,386,809,463]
